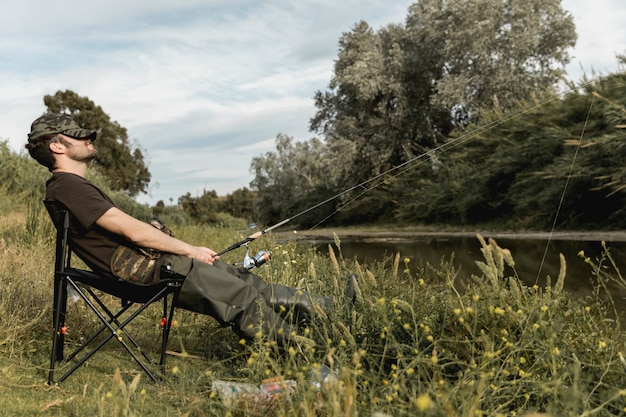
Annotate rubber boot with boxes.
[268,284,334,324]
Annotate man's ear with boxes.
[49,141,64,154]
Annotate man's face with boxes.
[57,134,98,162]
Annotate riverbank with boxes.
[278,226,626,242]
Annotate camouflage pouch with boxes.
[110,217,174,283]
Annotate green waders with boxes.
[159,256,333,345]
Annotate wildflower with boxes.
[578,250,584,257]
[427,335,434,342]
[239,338,247,345]
[105,391,113,399]
[599,340,607,349]
[494,307,505,315]
[418,278,425,285]
[415,394,433,411]
[585,306,591,313]
[453,308,462,316]
[519,357,527,364]
[403,323,412,330]
[466,307,474,314]
[552,347,560,355]
[472,294,480,302]
[406,367,415,375]
[532,323,540,330]
[377,297,386,305]
[404,257,411,264]
[540,305,548,312]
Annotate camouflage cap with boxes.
[28,113,97,143]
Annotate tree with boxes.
[178,190,220,224]
[43,90,151,196]
[250,134,332,225]
[221,187,257,221]
[407,0,577,116]
[309,0,576,200]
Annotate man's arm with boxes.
[96,207,219,265]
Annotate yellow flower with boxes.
[540,305,548,312]
[599,340,607,349]
[453,308,462,316]
[494,307,505,315]
[377,297,386,305]
[415,394,433,411]
[404,257,411,264]
[418,278,425,286]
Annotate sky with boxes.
[1,0,624,206]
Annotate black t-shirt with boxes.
[46,172,129,278]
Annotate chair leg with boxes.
[48,276,68,385]
[159,292,178,377]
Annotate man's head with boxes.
[25,113,97,171]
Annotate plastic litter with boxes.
[308,364,338,390]
[212,376,297,411]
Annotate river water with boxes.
[310,235,626,304]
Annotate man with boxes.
[26,113,355,345]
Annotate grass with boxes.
[2,202,626,416]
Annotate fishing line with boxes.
[533,81,599,285]
[218,79,596,255]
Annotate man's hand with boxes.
[190,246,220,265]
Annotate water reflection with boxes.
[311,236,626,305]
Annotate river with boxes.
[305,234,626,306]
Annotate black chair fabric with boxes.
[44,200,184,384]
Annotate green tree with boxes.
[221,187,257,221]
[178,189,219,224]
[395,62,626,230]
[305,0,576,223]
[250,134,331,225]
[43,90,151,196]
[408,0,576,116]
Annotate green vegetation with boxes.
[251,0,583,229]
[2,176,626,416]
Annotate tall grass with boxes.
[1,189,626,416]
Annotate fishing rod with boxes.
[218,79,596,258]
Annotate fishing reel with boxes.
[239,243,272,270]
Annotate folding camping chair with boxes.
[44,200,185,385]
